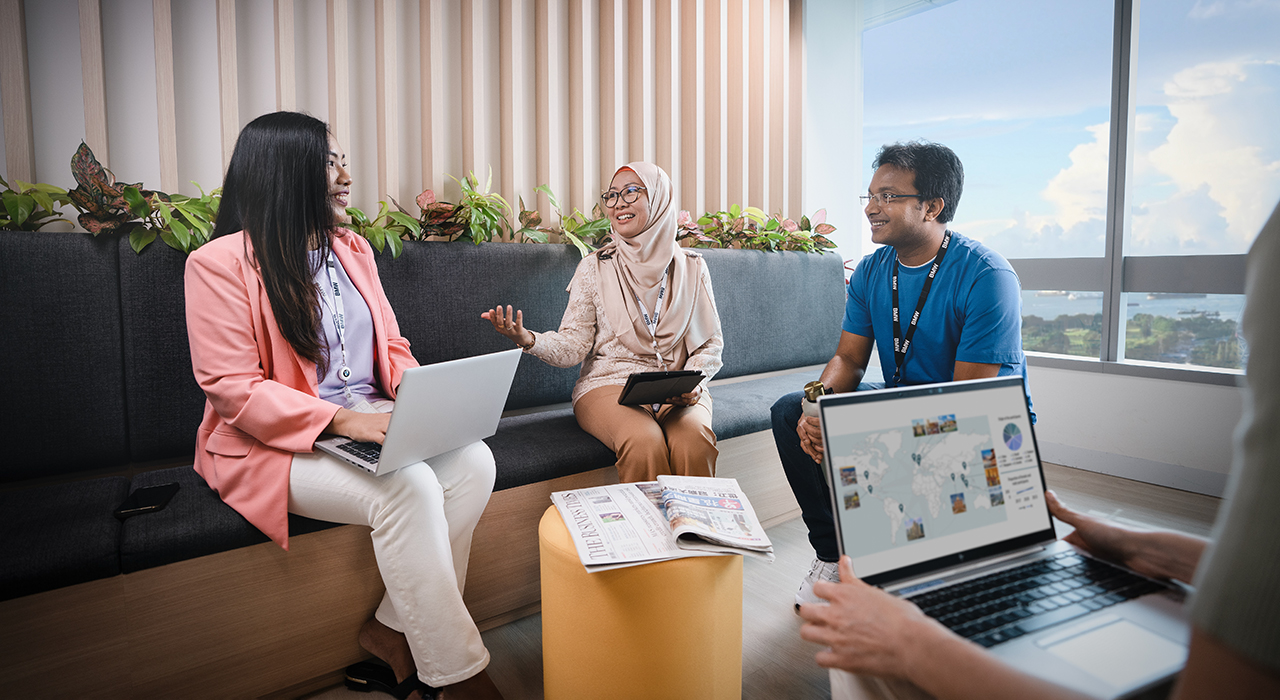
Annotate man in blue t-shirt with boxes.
[773,140,1031,609]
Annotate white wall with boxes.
[1028,366,1242,496]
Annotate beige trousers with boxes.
[574,384,718,482]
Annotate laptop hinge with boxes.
[884,544,1051,595]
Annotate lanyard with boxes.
[321,252,354,401]
[632,268,669,371]
[891,229,952,386]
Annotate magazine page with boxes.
[657,476,775,560]
[550,482,726,572]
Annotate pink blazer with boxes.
[184,231,417,548]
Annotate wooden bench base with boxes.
[0,430,798,698]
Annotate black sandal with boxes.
[345,660,439,699]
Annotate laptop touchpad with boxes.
[1043,618,1187,690]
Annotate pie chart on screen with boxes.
[1003,423,1022,450]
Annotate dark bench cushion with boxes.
[709,369,822,440]
[487,409,616,491]
[377,242,583,410]
[117,238,207,462]
[0,476,129,601]
[0,231,128,481]
[119,466,339,573]
[701,248,845,379]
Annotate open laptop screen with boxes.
[818,376,1055,586]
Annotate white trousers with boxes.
[288,440,496,686]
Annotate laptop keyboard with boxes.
[336,440,382,463]
[907,551,1169,648]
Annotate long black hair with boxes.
[213,111,335,370]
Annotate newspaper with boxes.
[550,476,775,572]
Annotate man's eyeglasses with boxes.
[859,192,925,206]
[601,185,647,208]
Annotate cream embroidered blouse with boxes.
[527,252,725,404]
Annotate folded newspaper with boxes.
[551,476,775,572]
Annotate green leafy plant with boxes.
[515,185,611,256]
[343,200,419,258]
[66,141,220,254]
[0,175,75,231]
[451,169,513,244]
[680,204,836,253]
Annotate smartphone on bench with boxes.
[114,482,180,521]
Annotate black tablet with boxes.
[617,370,705,406]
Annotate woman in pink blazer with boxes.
[185,112,503,700]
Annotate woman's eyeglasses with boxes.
[601,185,647,208]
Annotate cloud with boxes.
[1189,1,1227,19]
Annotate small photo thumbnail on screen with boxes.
[989,487,1005,507]
[950,492,967,514]
[844,491,861,510]
[905,517,925,542]
[840,466,859,486]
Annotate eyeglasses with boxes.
[859,192,925,206]
[601,185,647,208]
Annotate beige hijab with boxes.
[593,162,720,363]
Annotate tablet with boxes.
[616,370,705,405]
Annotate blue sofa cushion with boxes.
[0,476,129,601]
[709,369,822,441]
[119,466,339,573]
[487,409,616,491]
[0,232,129,481]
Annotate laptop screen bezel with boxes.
[818,376,1056,588]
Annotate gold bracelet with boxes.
[518,334,536,350]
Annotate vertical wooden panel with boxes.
[787,0,803,218]
[326,0,350,152]
[0,0,34,182]
[463,0,478,177]
[153,0,178,192]
[598,0,619,184]
[725,0,744,207]
[420,0,444,195]
[216,0,238,168]
[499,0,515,237]
[679,0,699,216]
[79,0,109,168]
[768,0,785,215]
[568,0,588,213]
[703,0,721,212]
[626,0,646,163]
[654,0,674,182]
[375,0,399,202]
[748,0,765,209]
[275,0,296,111]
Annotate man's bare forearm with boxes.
[820,354,865,394]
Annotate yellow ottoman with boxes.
[539,505,743,700]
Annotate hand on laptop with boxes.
[797,556,945,679]
[797,415,824,462]
[1047,490,1206,584]
[328,407,392,444]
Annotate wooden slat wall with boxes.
[2,0,806,223]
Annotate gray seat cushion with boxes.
[0,476,129,601]
[709,370,822,440]
[487,409,616,491]
[119,466,339,573]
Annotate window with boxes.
[861,0,1279,375]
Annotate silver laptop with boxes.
[818,376,1189,699]
[316,349,522,475]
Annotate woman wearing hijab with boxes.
[186,112,502,700]
[483,162,724,482]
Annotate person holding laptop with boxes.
[797,201,1280,699]
[185,112,502,700]
[774,141,1031,608]
[483,162,724,482]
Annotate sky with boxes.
[861,0,1280,259]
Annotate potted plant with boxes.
[0,175,75,231]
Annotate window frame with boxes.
[1008,0,1251,384]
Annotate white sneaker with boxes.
[794,558,841,611]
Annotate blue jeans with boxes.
[771,384,882,563]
